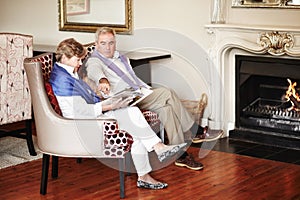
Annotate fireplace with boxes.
[204,24,300,149]
[232,55,300,148]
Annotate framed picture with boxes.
[66,0,90,15]
[59,0,132,34]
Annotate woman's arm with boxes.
[56,95,132,119]
[56,95,103,118]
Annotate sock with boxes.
[178,151,189,159]
[190,123,204,137]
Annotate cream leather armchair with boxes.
[24,53,132,198]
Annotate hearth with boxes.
[230,55,300,149]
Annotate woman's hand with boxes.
[111,97,134,110]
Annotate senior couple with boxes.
[50,27,223,190]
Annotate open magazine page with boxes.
[101,87,153,107]
[130,87,153,106]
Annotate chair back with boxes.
[0,33,33,125]
[83,42,96,58]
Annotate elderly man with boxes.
[81,27,223,171]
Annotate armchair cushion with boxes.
[103,121,133,157]
[44,82,62,116]
[141,110,161,134]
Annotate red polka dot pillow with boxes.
[103,121,133,157]
[44,82,62,116]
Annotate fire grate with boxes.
[243,98,300,122]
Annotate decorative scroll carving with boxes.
[259,31,294,56]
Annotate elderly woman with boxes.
[49,38,186,190]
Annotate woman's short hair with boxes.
[56,38,86,62]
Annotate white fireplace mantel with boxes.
[205,24,300,56]
[204,24,300,136]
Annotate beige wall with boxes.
[1,0,299,48]
[0,0,212,48]
[1,0,299,101]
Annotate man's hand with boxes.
[99,78,110,95]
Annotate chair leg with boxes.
[52,156,58,179]
[159,123,165,143]
[125,152,132,176]
[119,158,125,199]
[25,119,37,156]
[40,154,50,195]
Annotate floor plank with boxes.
[0,147,299,200]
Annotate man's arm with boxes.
[85,57,111,94]
[85,57,107,84]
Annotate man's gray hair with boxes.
[95,27,116,42]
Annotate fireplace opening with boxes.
[230,55,300,149]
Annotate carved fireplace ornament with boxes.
[258,31,294,56]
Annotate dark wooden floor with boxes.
[0,147,300,200]
[193,137,300,165]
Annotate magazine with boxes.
[102,87,153,107]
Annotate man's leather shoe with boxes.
[175,154,204,170]
[192,126,223,143]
